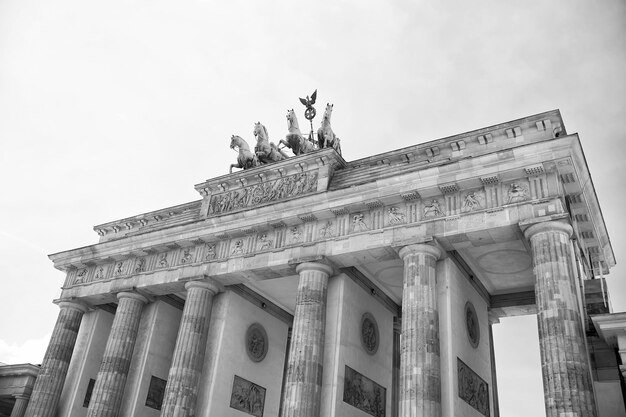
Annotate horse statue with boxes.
[229,135,260,173]
[278,109,316,156]
[253,122,289,164]
[317,103,341,155]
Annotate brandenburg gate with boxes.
[18,109,624,417]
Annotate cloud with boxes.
[0,333,50,365]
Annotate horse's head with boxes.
[322,103,333,122]
[286,109,299,130]
[253,122,268,142]
[230,135,242,150]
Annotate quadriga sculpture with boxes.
[229,135,260,173]
[278,109,316,156]
[317,103,341,155]
[253,122,289,164]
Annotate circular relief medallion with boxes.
[465,301,480,349]
[245,323,268,362]
[360,312,379,355]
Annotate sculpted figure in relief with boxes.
[180,248,193,264]
[253,122,289,164]
[258,234,273,250]
[135,258,146,273]
[319,221,335,238]
[94,266,105,280]
[290,226,302,243]
[463,191,482,212]
[205,244,216,260]
[232,240,244,255]
[423,199,445,217]
[317,103,342,155]
[75,269,87,284]
[278,109,316,156]
[158,253,169,268]
[388,207,406,224]
[229,135,260,173]
[352,213,368,232]
[115,262,124,275]
[507,183,528,204]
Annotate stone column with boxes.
[281,262,333,417]
[24,301,87,417]
[398,244,442,417]
[525,221,597,417]
[160,280,219,417]
[11,396,30,417]
[87,292,148,417]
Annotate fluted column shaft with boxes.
[525,221,597,417]
[281,262,333,417]
[398,244,442,417]
[24,301,87,417]
[160,280,219,417]
[11,396,30,417]
[87,292,148,417]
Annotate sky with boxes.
[0,1,625,415]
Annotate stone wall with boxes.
[196,291,289,417]
[321,273,393,417]
[438,258,493,417]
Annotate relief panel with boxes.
[343,365,386,417]
[229,375,266,417]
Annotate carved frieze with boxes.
[208,171,319,216]
[343,365,386,417]
[230,375,266,417]
[458,358,489,416]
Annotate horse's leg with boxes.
[230,163,240,174]
[278,139,288,150]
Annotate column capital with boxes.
[524,221,572,240]
[184,279,220,294]
[398,243,441,261]
[116,291,149,304]
[54,299,89,314]
[295,261,333,276]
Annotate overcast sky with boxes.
[1,1,624,416]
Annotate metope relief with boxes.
[158,253,169,268]
[319,221,335,238]
[387,207,406,225]
[230,375,266,417]
[208,171,319,216]
[462,190,484,212]
[506,182,529,204]
[343,366,386,417]
[246,323,268,362]
[257,234,273,250]
[458,358,489,416]
[204,243,217,260]
[361,312,379,355]
[134,258,146,273]
[74,268,88,284]
[179,248,194,264]
[289,226,302,243]
[231,239,245,255]
[423,199,445,218]
[352,213,369,232]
